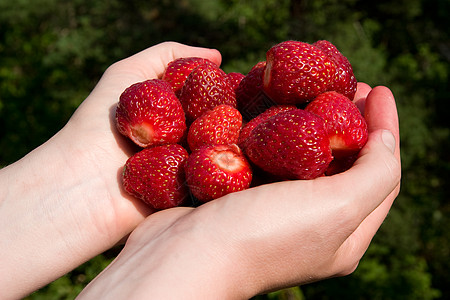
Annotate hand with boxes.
[77,83,401,299]
[0,42,221,299]
[61,41,222,230]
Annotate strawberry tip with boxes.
[131,123,155,146]
[210,144,245,173]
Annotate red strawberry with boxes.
[305,91,368,158]
[263,40,336,105]
[122,144,189,210]
[187,104,242,152]
[313,40,357,100]
[162,57,215,97]
[236,61,265,106]
[243,109,333,180]
[185,144,252,202]
[227,72,245,93]
[236,61,275,119]
[115,79,186,148]
[179,63,237,122]
[238,105,296,148]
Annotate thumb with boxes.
[333,84,401,227]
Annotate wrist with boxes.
[78,205,250,300]
[0,126,141,298]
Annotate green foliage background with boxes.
[1,0,448,299]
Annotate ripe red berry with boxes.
[263,40,336,105]
[236,61,275,119]
[179,63,237,122]
[187,104,242,152]
[185,144,252,202]
[116,39,364,207]
[122,144,189,210]
[243,109,333,180]
[305,91,368,158]
[227,72,245,93]
[162,57,215,97]
[238,105,297,148]
[313,40,357,100]
[115,79,186,148]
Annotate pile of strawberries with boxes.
[115,40,368,210]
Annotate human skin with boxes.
[0,42,401,299]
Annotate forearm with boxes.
[0,128,127,298]
[77,206,249,300]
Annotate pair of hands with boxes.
[0,42,401,299]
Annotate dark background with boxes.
[1,0,448,299]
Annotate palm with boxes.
[118,82,400,289]
[60,42,222,239]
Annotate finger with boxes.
[331,136,400,276]
[336,86,401,223]
[361,86,401,192]
[334,87,401,263]
[330,86,401,270]
[363,86,401,212]
[111,41,222,82]
[353,82,372,114]
[332,151,400,276]
[359,85,401,201]
[354,82,372,100]
[158,41,223,76]
[364,86,400,158]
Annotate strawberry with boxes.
[187,104,242,152]
[238,104,296,148]
[179,63,237,122]
[236,61,275,119]
[305,91,368,158]
[115,79,186,148]
[185,144,252,202]
[236,61,265,106]
[243,109,333,180]
[122,144,189,210]
[313,40,357,100]
[162,57,215,97]
[227,72,245,93]
[263,40,336,105]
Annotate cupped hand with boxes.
[0,42,221,299]
[77,83,401,299]
[60,42,222,235]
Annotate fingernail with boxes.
[382,130,396,153]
